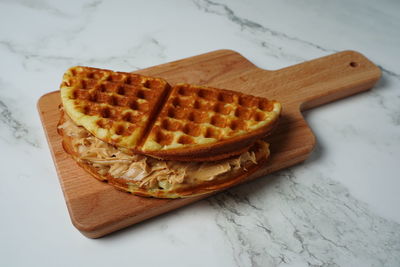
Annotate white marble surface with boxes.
[1,0,399,266]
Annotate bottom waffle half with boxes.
[58,111,270,198]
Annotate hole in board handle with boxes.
[349,62,358,68]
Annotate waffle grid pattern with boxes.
[142,84,280,151]
[61,66,169,148]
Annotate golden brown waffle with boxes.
[60,66,170,149]
[140,83,281,161]
[60,67,281,162]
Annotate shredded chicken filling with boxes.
[59,118,268,190]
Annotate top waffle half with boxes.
[60,66,170,149]
[60,66,281,161]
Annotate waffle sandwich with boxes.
[58,66,281,198]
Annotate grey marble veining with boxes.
[0,35,166,73]
[380,68,400,80]
[0,99,31,144]
[194,0,400,79]
[209,168,400,266]
[368,85,400,126]
[193,0,334,52]
[0,80,38,147]
[193,0,317,63]
[5,0,71,17]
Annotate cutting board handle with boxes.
[256,50,382,111]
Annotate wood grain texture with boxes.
[37,50,381,238]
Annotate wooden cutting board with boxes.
[37,50,381,238]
